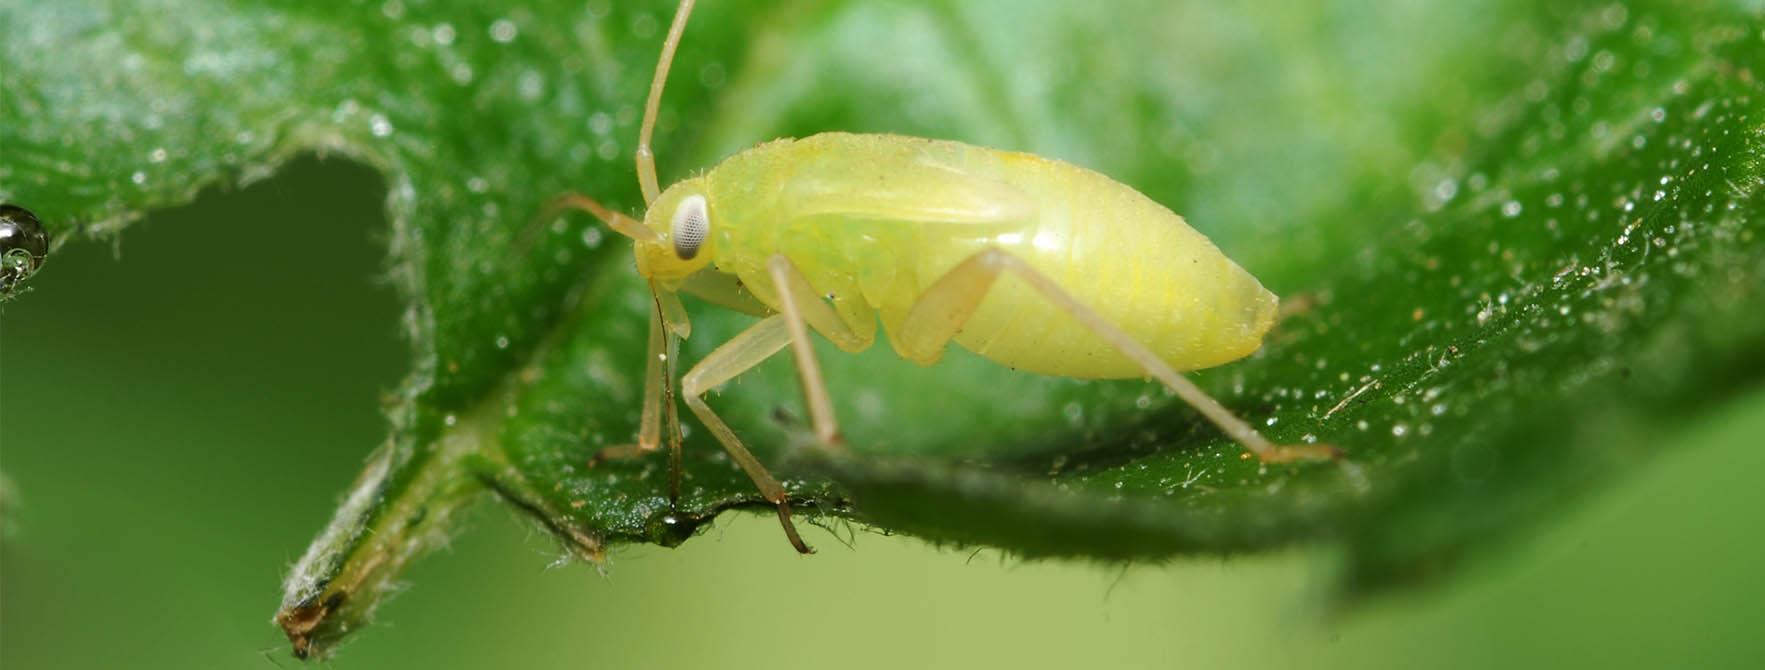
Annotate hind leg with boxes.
[894,248,1340,464]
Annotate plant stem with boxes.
[273,403,489,659]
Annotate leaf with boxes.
[4,0,1763,658]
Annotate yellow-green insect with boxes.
[558,0,1341,553]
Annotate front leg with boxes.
[680,315,813,553]
[588,297,685,502]
[671,255,877,554]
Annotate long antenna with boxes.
[635,0,697,205]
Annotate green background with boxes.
[3,157,1762,669]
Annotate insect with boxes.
[555,0,1342,553]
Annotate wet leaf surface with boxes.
[3,0,1761,657]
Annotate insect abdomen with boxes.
[702,134,1278,378]
[894,147,1279,378]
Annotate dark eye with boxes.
[671,194,709,260]
[0,203,49,297]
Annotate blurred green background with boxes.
[2,157,1763,669]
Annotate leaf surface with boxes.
[3,0,1761,656]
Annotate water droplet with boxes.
[1501,200,1523,218]
[630,13,659,39]
[1062,401,1084,426]
[369,113,394,138]
[148,147,168,163]
[1523,79,1549,102]
[588,111,613,135]
[699,62,727,88]
[432,23,456,46]
[495,335,511,350]
[1433,178,1459,203]
[1391,423,1410,438]
[1564,35,1589,62]
[444,413,459,427]
[130,171,147,186]
[1,204,50,296]
[581,227,604,248]
[1591,50,1616,72]
[518,70,545,101]
[489,19,518,43]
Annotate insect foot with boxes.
[774,501,814,555]
[586,443,652,467]
[1250,443,1346,463]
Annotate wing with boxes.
[759,134,1038,226]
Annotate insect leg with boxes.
[766,255,875,447]
[635,0,698,205]
[680,314,815,553]
[678,270,771,316]
[589,298,670,462]
[896,248,1341,464]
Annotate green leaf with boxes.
[4,0,1762,658]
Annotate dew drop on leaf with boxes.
[489,19,517,44]
[0,204,49,297]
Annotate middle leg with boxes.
[765,254,874,448]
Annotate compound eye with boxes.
[671,194,709,260]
